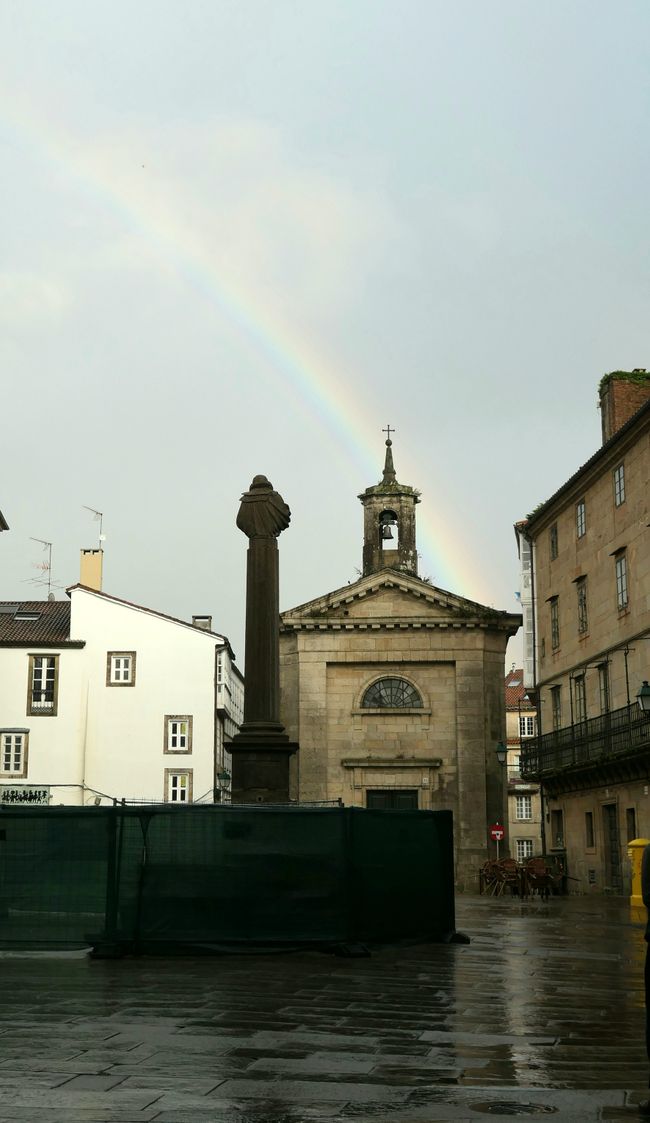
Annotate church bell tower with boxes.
[359,428,420,577]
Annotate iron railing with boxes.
[521,702,650,779]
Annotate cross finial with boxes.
[381,426,396,482]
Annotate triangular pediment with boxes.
[281,569,520,631]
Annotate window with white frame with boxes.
[165,769,192,803]
[516,838,534,861]
[519,715,536,738]
[164,716,192,754]
[515,795,532,821]
[613,463,625,507]
[1,731,28,777]
[28,655,58,715]
[615,552,628,609]
[107,652,136,686]
[576,499,586,539]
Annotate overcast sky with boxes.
[1,1,648,665]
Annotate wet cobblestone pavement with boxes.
[0,895,647,1122]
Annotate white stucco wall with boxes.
[1,590,243,807]
[70,589,223,804]
[0,645,86,803]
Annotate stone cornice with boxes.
[280,617,517,633]
[281,570,521,635]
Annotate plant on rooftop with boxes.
[599,369,650,393]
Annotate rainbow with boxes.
[3,98,496,605]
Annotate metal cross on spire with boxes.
[381,425,396,482]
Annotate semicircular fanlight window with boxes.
[362,678,423,708]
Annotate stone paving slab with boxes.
[0,895,646,1121]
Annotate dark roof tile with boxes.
[505,667,535,709]
[0,601,72,644]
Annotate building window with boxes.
[0,731,28,778]
[576,499,586,539]
[574,675,587,723]
[362,678,423,708]
[550,598,560,651]
[107,652,136,686]
[165,769,192,803]
[576,578,588,635]
[585,810,594,849]
[551,686,562,730]
[516,838,534,862]
[615,552,628,610]
[366,790,418,810]
[508,755,521,783]
[515,795,532,821]
[627,807,637,843]
[549,523,558,561]
[164,716,192,754]
[550,808,564,847]
[27,655,59,716]
[519,715,536,738]
[598,664,610,714]
[613,463,625,507]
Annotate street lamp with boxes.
[215,768,232,803]
[637,681,650,713]
[495,741,508,766]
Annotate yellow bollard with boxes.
[628,837,650,908]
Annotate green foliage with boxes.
[526,500,547,521]
[599,369,650,393]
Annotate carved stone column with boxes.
[229,475,298,802]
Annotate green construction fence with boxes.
[0,804,455,953]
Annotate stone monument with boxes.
[229,475,298,802]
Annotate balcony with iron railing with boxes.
[521,701,650,780]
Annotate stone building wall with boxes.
[280,575,520,891]
[534,415,649,720]
[551,781,648,895]
[523,384,649,895]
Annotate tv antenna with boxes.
[29,538,53,597]
[82,506,106,550]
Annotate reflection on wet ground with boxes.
[0,894,646,1121]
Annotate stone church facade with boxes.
[279,438,521,889]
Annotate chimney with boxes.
[80,548,103,591]
[599,370,650,444]
[192,615,212,631]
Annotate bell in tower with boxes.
[358,427,420,577]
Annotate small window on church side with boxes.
[362,678,423,708]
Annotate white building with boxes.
[504,666,542,860]
[0,573,243,807]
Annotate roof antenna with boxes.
[82,505,106,550]
[29,538,53,598]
